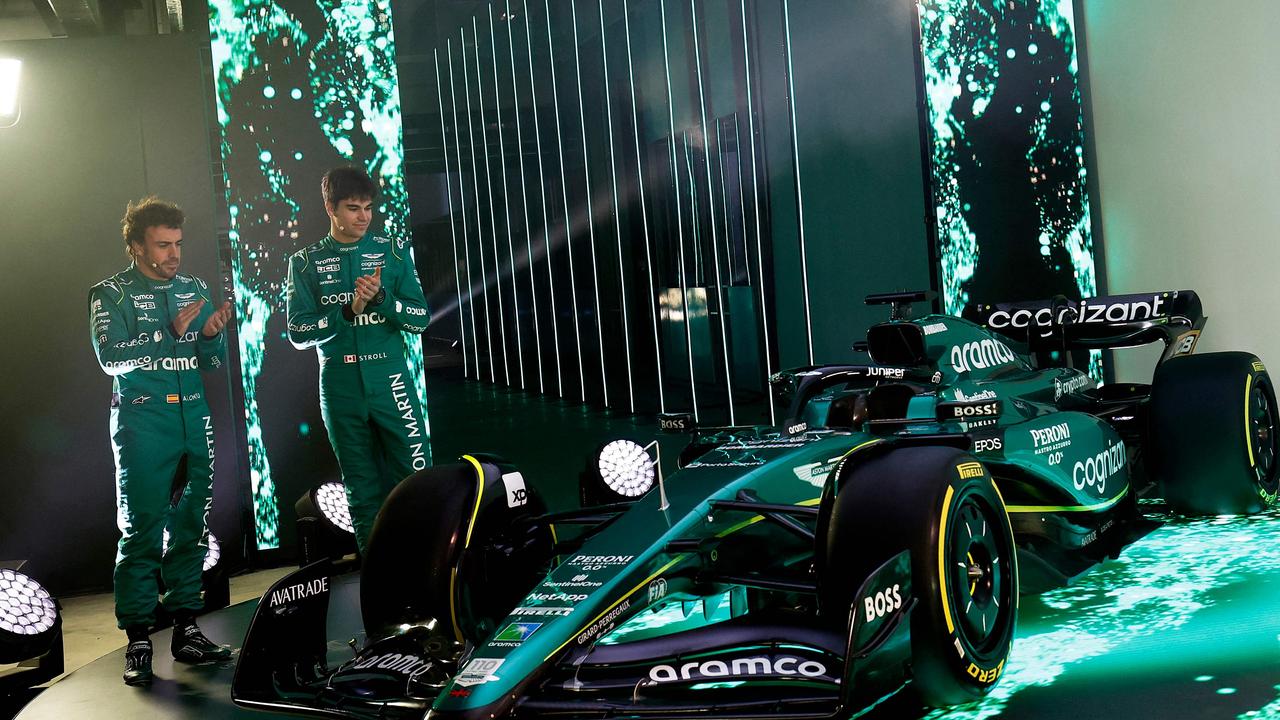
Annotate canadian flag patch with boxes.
[344,355,357,364]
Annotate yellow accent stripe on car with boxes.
[1246,375,1255,467]
[714,496,823,539]
[544,555,686,661]
[448,455,487,642]
[938,485,956,634]
[1005,486,1129,514]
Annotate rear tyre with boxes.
[819,446,1017,706]
[359,458,553,642]
[1150,352,1279,515]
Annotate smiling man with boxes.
[286,167,431,554]
[88,196,235,685]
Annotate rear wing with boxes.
[965,291,1206,363]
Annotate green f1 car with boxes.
[233,290,1278,719]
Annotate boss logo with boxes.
[863,583,904,622]
[952,402,1000,417]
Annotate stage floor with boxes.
[13,511,1280,720]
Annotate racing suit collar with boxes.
[323,233,368,253]
[127,265,176,290]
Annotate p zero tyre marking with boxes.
[450,455,488,642]
[1246,375,1255,468]
[938,485,956,634]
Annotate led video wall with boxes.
[917,0,1103,378]
[208,0,429,549]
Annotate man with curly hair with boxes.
[88,197,235,685]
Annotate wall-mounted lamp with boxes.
[0,59,22,128]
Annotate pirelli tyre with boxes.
[819,446,1018,706]
[1151,352,1279,515]
[359,457,554,643]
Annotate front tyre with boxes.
[1150,352,1279,515]
[820,446,1017,706]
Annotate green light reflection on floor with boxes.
[930,511,1280,719]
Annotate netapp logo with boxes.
[269,577,329,606]
[527,592,587,603]
[1074,441,1125,494]
[648,656,828,684]
[950,339,1017,374]
[322,292,355,305]
[987,294,1167,334]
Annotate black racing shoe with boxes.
[123,640,154,686]
[171,622,232,663]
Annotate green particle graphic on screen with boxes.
[208,0,428,548]
[918,0,1102,380]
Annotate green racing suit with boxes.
[286,233,432,553]
[88,266,226,629]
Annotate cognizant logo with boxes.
[321,292,355,305]
[1073,441,1126,494]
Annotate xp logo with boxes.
[647,578,667,604]
[503,472,528,508]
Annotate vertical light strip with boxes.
[684,134,701,281]
[622,0,665,413]
[733,115,749,284]
[475,16,512,386]
[690,0,735,425]
[598,0,635,413]
[449,39,481,380]
[740,0,773,424]
[506,0,545,394]
[780,0,814,364]
[545,0,587,402]
[448,38,481,379]
[715,121,734,283]
[462,26,496,381]
[490,9,526,390]
[524,4,563,397]
[658,0,699,421]
[435,49,468,379]
[569,0,609,407]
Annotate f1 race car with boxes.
[233,289,1278,719]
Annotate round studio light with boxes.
[597,440,656,498]
[316,481,355,534]
[162,530,222,572]
[0,569,60,663]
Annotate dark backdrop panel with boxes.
[0,34,244,595]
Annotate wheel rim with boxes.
[948,494,1013,653]
[1249,381,1278,492]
